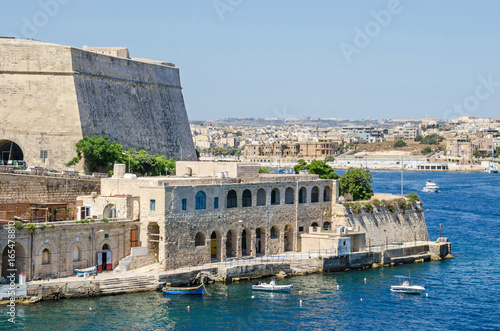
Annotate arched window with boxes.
[73,246,81,262]
[195,191,206,210]
[227,190,237,208]
[242,189,252,207]
[195,232,206,246]
[311,186,319,203]
[285,187,294,204]
[257,188,266,206]
[323,186,332,202]
[270,226,279,239]
[103,204,117,218]
[323,222,332,231]
[271,188,280,205]
[102,244,109,250]
[298,187,307,204]
[42,248,50,265]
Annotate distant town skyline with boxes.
[2,0,499,121]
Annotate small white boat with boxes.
[390,275,425,294]
[252,278,293,292]
[75,265,97,277]
[422,180,439,192]
[485,165,499,173]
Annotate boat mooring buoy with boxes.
[251,295,255,299]
[360,298,363,301]
[299,291,302,295]
[300,300,303,307]
[187,305,190,311]
[364,278,367,283]
[426,293,428,297]
[337,285,340,290]
[89,307,92,311]
[168,299,172,304]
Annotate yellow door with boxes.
[211,238,217,256]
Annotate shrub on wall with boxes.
[14,221,25,230]
[363,202,374,213]
[27,223,36,233]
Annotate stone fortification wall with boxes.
[343,208,430,247]
[0,173,99,204]
[0,40,82,171]
[0,39,196,172]
[71,48,196,162]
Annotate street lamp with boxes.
[122,152,131,173]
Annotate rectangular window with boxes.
[214,197,219,209]
[182,199,187,211]
[150,199,156,212]
[40,150,48,163]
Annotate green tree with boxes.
[339,168,373,201]
[393,140,407,148]
[324,155,335,163]
[419,134,444,145]
[421,147,432,155]
[125,150,176,176]
[293,159,340,179]
[66,136,124,173]
[259,166,271,173]
[415,135,423,142]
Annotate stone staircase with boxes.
[97,275,160,295]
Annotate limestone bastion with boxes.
[0,38,196,172]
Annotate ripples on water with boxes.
[1,171,499,330]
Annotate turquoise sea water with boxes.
[2,171,499,330]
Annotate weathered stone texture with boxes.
[0,173,99,203]
[0,39,196,172]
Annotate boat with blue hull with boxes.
[162,283,204,295]
[75,265,97,277]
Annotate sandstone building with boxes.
[0,38,196,172]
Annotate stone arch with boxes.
[226,229,237,258]
[67,240,88,264]
[298,187,307,204]
[0,139,24,165]
[323,221,332,231]
[103,204,117,218]
[285,187,295,204]
[311,186,319,203]
[323,186,332,202]
[42,248,50,265]
[241,227,251,256]
[284,224,294,252]
[270,225,280,239]
[133,200,140,220]
[255,227,266,255]
[271,188,280,205]
[1,242,26,281]
[195,191,207,210]
[257,188,266,206]
[195,231,206,247]
[210,230,222,261]
[242,189,252,207]
[227,190,237,208]
[311,222,319,232]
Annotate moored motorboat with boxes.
[75,265,97,277]
[422,180,439,192]
[252,277,293,292]
[162,283,204,295]
[390,275,425,294]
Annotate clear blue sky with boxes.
[2,0,500,120]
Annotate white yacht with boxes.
[485,145,499,173]
[390,275,425,294]
[422,180,439,193]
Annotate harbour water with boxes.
[2,171,499,330]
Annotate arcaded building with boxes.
[0,38,196,172]
[85,162,339,270]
